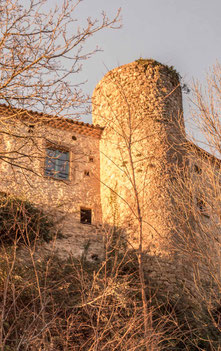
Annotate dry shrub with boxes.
[0,193,54,246]
[0,227,220,351]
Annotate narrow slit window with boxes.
[80,208,92,224]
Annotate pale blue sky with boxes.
[46,0,221,141]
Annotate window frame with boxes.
[44,145,70,181]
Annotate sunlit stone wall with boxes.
[0,113,103,260]
[92,60,199,294]
[92,60,185,254]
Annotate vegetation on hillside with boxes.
[0,1,220,348]
[0,218,220,350]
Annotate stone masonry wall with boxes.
[0,60,220,300]
[92,60,186,254]
[0,115,104,260]
[92,60,205,295]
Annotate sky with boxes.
[46,0,221,141]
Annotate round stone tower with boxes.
[92,59,186,258]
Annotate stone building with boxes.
[0,59,220,295]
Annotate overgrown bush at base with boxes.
[0,244,220,350]
[0,193,54,245]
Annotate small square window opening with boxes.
[80,208,92,224]
[194,164,202,174]
[28,125,35,133]
[84,170,90,177]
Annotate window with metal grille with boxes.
[45,148,69,180]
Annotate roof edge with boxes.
[0,104,103,138]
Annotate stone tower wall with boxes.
[0,61,219,298]
[92,60,186,258]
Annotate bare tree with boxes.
[0,0,121,116]
[191,62,221,157]
[163,62,221,348]
[0,0,120,176]
[92,59,188,350]
[92,59,221,349]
